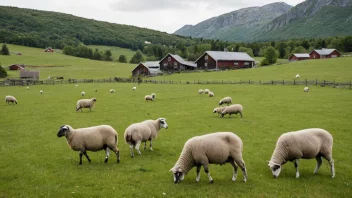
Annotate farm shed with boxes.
[20,70,39,79]
[132,61,162,77]
[288,53,310,61]
[309,48,340,59]
[45,47,54,52]
[159,53,196,72]
[8,64,25,70]
[195,51,255,70]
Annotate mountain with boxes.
[0,6,192,50]
[174,2,292,42]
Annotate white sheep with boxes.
[208,91,214,97]
[26,86,29,90]
[81,91,85,96]
[221,104,243,118]
[40,90,43,94]
[213,107,226,117]
[151,93,156,100]
[110,89,115,93]
[295,74,300,78]
[304,87,309,92]
[57,125,120,165]
[170,132,247,184]
[75,84,78,88]
[124,118,168,157]
[198,89,204,94]
[268,128,334,178]
[145,95,154,101]
[5,95,18,105]
[219,97,232,106]
[204,89,210,94]
[132,87,137,91]
[76,98,97,112]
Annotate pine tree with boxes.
[1,43,10,55]
[0,63,8,78]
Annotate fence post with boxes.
[333,79,335,87]
[350,80,351,90]
[305,79,307,86]
[316,79,318,86]
[249,80,250,84]
[283,79,284,85]
[260,80,261,85]
[324,80,326,87]
[294,79,295,85]
[272,80,273,85]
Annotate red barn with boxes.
[159,53,196,72]
[309,49,340,59]
[132,61,161,77]
[8,64,25,70]
[45,47,54,52]
[288,53,310,61]
[195,51,255,70]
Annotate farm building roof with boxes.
[196,51,255,62]
[312,49,337,55]
[160,53,197,67]
[293,53,310,58]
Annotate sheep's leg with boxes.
[314,156,322,174]
[104,148,110,163]
[196,165,201,182]
[234,158,247,182]
[294,159,300,178]
[135,141,142,155]
[144,142,147,150]
[150,140,153,151]
[83,151,91,163]
[79,151,83,165]
[230,161,238,181]
[109,146,120,163]
[323,153,335,178]
[129,144,134,158]
[239,112,243,118]
[203,164,213,184]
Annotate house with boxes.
[45,47,54,52]
[159,53,196,72]
[20,70,39,79]
[288,53,310,61]
[309,49,340,59]
[8,64,25,70]
[132,61,162,77]
[195,51,255,70]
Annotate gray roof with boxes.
[293,53,310,58]
[196,51,255,62]
[313,49,337,55]
[143,61,160,68]
[159,53,197,67]
[148,68,162,74]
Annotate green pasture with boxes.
[0,83,351,197]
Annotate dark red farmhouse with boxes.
[195,51,255,70]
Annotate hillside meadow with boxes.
[0,83,351,197]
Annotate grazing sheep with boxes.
[198,89,204,94]
[145,95,154,101]
[26,86,29,90]
[110,89,115,93]
[304,87,309,92]
[40,90,43,94]
[170,132,247,184]
[221,104,243,118]
[57,125,120,165]
[132,87,137,91]
[208,91,214,97]
[75,84,78,88]
[296,74,300,78]
[5,95,18,105]
[151,93,156,100]
[268,128,334,178]
[76,98,97,112]
[124,118,168,157]
[213,107,226,117]
[204,89,210,94]
[219,97,232,106]
[81,91,85,96]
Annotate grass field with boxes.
[87,45,136,62]
[0,83,351,197]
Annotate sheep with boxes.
[26,86,29,90]
[208,91,214,97]
[198,89,204,94]
[204,89,210,94]
[110,89,115,93]
[304,87,309,92]
[57,125,120,165]
[213,106,226,117]
[5,95,18,105]
[132,87,137,91]
[75,84,78,88]
[295,74,300,78]
[219,97,232,106]
[145,95,154,101]
[40,90,43,94]
[81,91,85,96]
[124,118,168,157]
[220,104,243,118]
[170,132,247,184]
[76,98,97,112]
[268,128,334,179]
[151,93,156,100]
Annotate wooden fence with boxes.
[0,78,351,89]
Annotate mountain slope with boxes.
[174,2,292,42]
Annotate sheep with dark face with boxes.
[5,96,18,105]
[57,125,120,165]
[219,97,232,106]
[76,98,97,112]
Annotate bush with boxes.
[118,55,127,63]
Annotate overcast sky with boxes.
[0,0,305,33]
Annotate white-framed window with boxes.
[205,55,208,60]
[205,63,208,67]
[244,62,249,65]
[331,55,337,58]
[174,62,177,66]
[313,55,316,58]
[168,57,171,61]
[164,62,167,66]
[234,62,239,66]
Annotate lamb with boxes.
[57,125,120,165]
[76,98,97,112]
[296,74,300,78]
[221,104,243,118]
[219,97,232,106]
[110,89,115,93]
[5,95,18,105]
[151,93,156,100]
[268,128,334,179]
[40,90,43,94]
[145,95,154,101]
[304,87,309,92]
[81,91,85,96]
[208,91,214,97]
[213,107,226,117]
[170,132,247,184]
[204,89,210,94]
[198,89,204,94]
[124,118,168,157]
[132,87,137,91]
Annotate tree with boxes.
[1,43,10,55]
[118,55,127,63]
[341,36,352,52]
[238,47,254,57]
[261,46,277,66]
[130,50,145,64]
[93,49,102,60]
[103,50,113,61]
[301,40,310,50]
[0,63,8,78]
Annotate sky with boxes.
[0,0,305,33]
